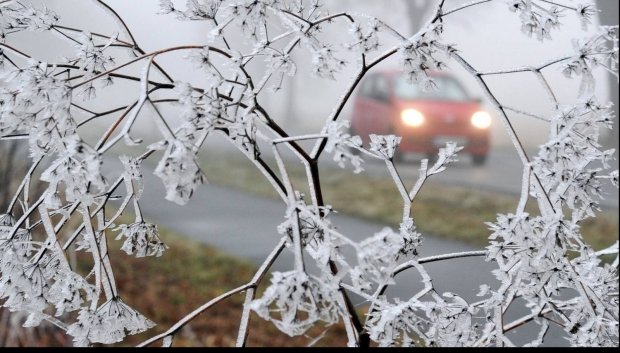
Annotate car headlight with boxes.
[471,111,492,129]
[401,109,425,127]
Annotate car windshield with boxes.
[394,75,470,101]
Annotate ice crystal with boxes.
[153,140,207,205]
[250,271,340,337]
[115,222,168,258]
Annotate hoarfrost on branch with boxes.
[0,0,618,347]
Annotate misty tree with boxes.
[0,0,618,347]
[596,0,619,149]
[403,0,434,34]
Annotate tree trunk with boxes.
[596,0,619,150]
[403,0,434,34]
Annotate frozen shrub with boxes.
[0,0,617,347]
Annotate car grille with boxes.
[431,115,470,128]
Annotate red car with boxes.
[350,70,491,165]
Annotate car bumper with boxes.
[397,129,490,156]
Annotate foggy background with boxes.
[14,0,619,152]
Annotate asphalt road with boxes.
[101,156,570,346]
[131,162,495,300]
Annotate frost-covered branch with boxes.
[0,0,617,348]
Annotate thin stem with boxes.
[442,0,494,17]
[92,0,138,45]
[71,45,205,89]
[140,237,287,348]
[452,52,557,216]
[137,284,253,347]
[479,52,615,76]
[236,237,287,347]
[7,157,43,213]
